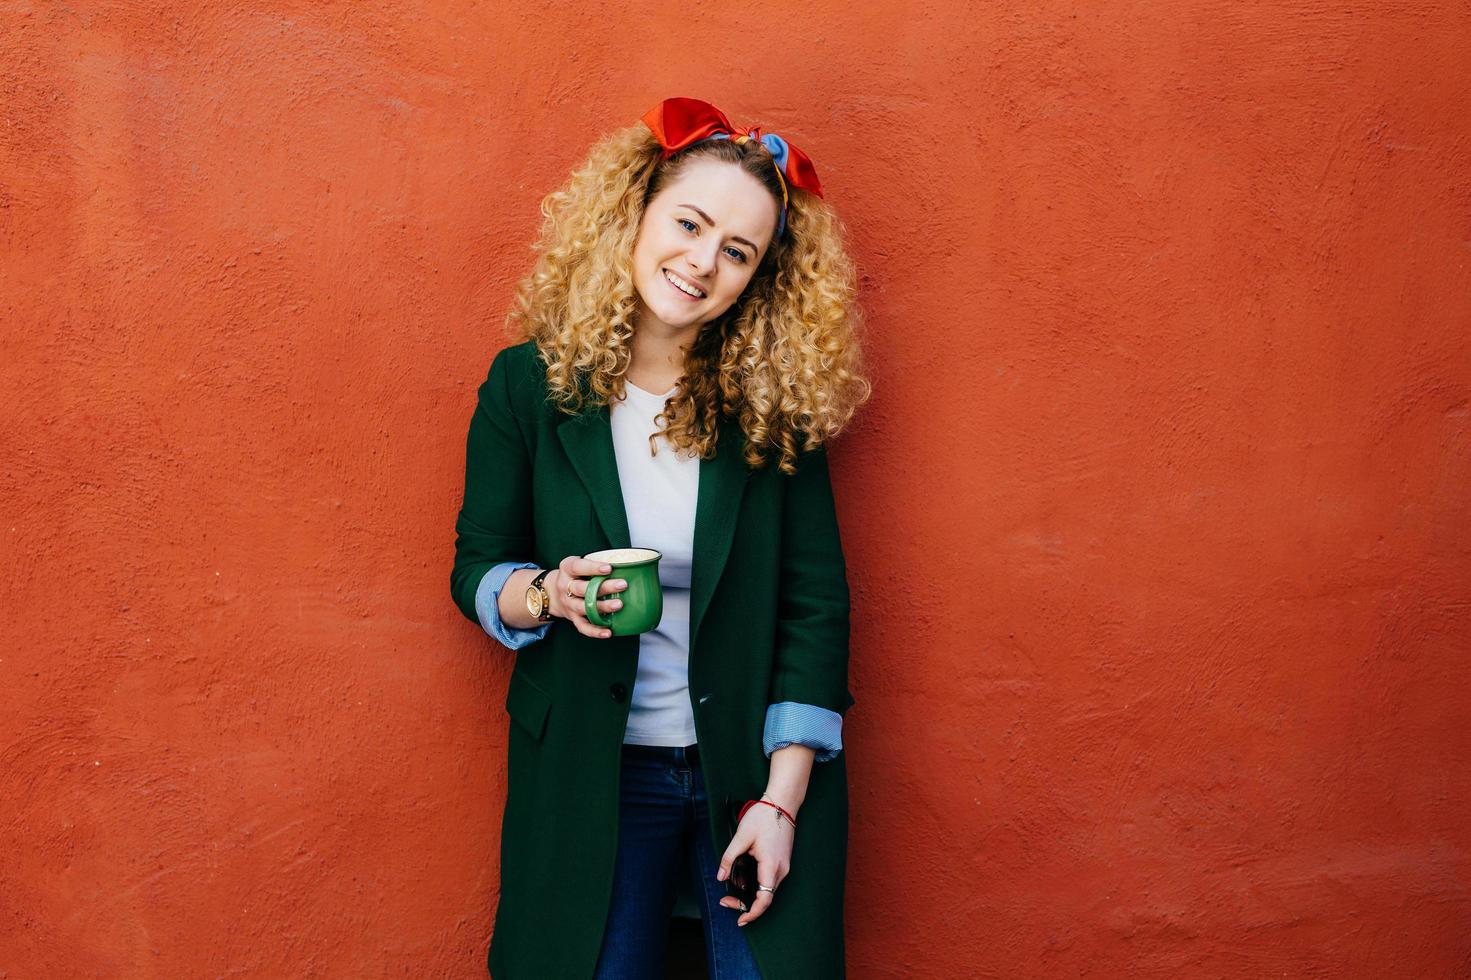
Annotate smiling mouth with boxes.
[663,268,707,299]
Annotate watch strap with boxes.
[528,568,553,622]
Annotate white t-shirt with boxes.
[609,380,699,746]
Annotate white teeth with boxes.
[663,269,705,298]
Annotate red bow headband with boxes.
[640,97,824,236]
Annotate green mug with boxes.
[583,547,664,636]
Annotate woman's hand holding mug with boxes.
[548,555,626,639]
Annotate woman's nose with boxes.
[686,241,720,276]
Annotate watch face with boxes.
[525,587,541,617]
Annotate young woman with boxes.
[450,97,869,979]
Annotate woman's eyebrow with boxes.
[677,203,758,253]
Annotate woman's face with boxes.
[630,156,779,335]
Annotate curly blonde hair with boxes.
[505,121,870,474]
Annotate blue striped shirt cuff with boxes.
[763,701,843,763]
[475,562,552,649]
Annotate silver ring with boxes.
[757,884,775,894]
[736,901,748,912]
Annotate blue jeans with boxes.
[592,743,762,980]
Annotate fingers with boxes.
[552,557,628,639]
[740,886,774,925]
[716,827,789,927]
[566,579,629,603]
[717,823,755,883]
[718,869,785,925]
[559,596,614,640]
[737,854,783,926]
[558,555,616,580]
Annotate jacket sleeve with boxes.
[451,348,537,626]
[768,445,855,717]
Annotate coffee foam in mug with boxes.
[584,548,661,564]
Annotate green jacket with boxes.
[451,341,854,979]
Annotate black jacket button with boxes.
[609,683,628,703]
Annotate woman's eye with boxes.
[676,216,745,262]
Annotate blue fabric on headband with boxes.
[758,134,791,174]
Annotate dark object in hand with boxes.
[725,800,758,909]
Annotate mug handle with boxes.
[584,574,613,627]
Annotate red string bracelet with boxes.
[739,798,797,829]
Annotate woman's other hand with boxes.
[548,555,627,639]
[716,799,796,926]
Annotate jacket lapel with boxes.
[558,405,750,648]
[690,415,751,649]
[557,406,632,552]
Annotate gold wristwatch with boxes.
[524,569,553,623]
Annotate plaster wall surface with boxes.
[3,1,1469,977]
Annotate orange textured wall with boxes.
[4,2,1469,977]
